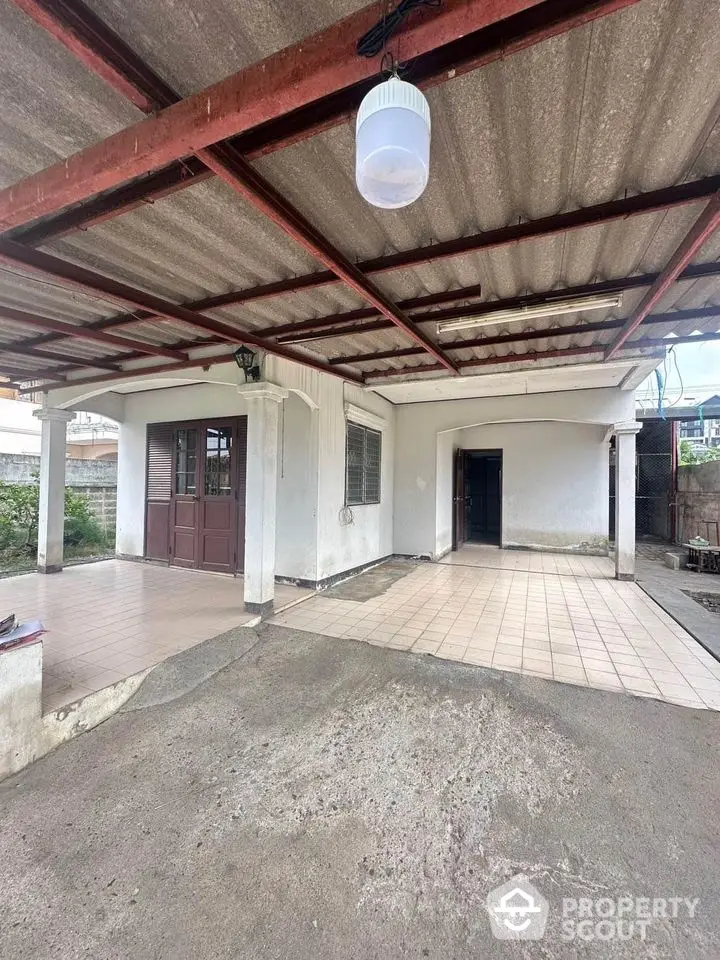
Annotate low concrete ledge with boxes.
[0,638,148,781]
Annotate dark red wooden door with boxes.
[171,426,199,567]
[198,423,237,573]
[146,416,246,573]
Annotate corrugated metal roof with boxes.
[0,0,718,388]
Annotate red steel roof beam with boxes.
[1,343,120,370]
[14,178,720,356]
[7,0,644,246]
[605,193,720,359]
[0,304,188,360]
[16,351,239,394]
[326,306,720,365]
[0,0,549,231]
[0,238,363,384]
[11,0,457,371]
[197,146,458,372]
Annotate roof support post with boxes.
[613,421,642,580]
[32,407,75,574]
[242,383,289,617]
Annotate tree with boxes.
[679,439,720,465]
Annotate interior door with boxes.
[452,448,467,549]
[466,452,502,545]
[170,426,199,567]
[198,423,237,573]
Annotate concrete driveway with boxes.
[1,624,719,959]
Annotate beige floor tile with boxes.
[522,655,553,673]
[553,653,584,667]
[412,638,442,654]
[493,652,523,669]
[437,642,468,660]
[620,678,661,697]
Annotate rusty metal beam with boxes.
[197,146,457,372]
[362,346,609,379]
[0,304,188,360]
[15,180,720,359]
[8,0,167,111]
[7,0,644,246]
[0,365,67,382]
[17,351,239,394]
[605,193,720,359]
[327,306,720,365]
[0,0,549,231]
[363,328,720,380]
[279,267,720,345]
[12,0,456,371]
[0,239,363,384]
[1,341,120,370]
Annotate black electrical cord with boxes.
[356,0,442,59]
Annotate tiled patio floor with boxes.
[439,543,615,578]
[270,548,720,711]
[2,560,311,711]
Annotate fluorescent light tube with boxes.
[436,294,622,334]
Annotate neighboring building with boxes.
[66,412,119,461]
[0,394,118,460]
[678,396,720,449]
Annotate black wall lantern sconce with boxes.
[233,345,262,383]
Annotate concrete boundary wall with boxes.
[677,461,720,543]
[0,454,117,533]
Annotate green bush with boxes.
[64,515,106,547]
[0,474,112,569]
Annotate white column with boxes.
[241,383,288,615]
[613,420,642,581]
[32,407,75,574]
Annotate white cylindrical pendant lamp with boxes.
[356,77,431,209]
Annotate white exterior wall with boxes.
[85,359,394,585]
[394,387,634,558]
[436,421,609,554]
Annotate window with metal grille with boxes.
[345,421,382,505]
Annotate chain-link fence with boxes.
[609,419,675,542]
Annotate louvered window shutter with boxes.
[146,424,173,499]
[145,423,173,560]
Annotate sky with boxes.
[635,341,720,411]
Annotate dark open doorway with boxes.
[453,449,503,548]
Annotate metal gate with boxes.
[609,420,675,542]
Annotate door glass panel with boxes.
[205,426,232,497]
[175,428,197,495]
